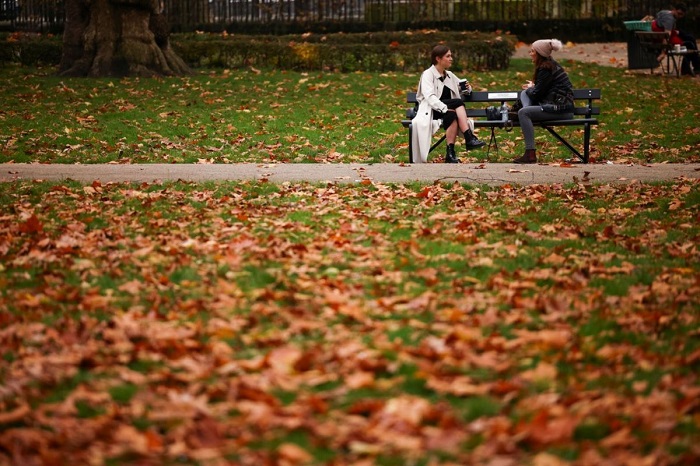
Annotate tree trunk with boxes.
[59,0,191,77]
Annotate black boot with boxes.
[513,149,537,164]
[464,130,486,150]
[445,144,460,163]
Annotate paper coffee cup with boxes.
[458,79,470,95]
[674,44,681,52]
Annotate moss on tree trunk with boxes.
[59,0,191,77]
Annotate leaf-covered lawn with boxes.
[1,179,699,464]
[1,60,699,165]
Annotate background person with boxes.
[411,45,485,164]
[652,3,699,76]
[512,39,574,164]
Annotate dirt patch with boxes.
[513,41,628,68]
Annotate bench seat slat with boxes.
[474,119,599,128]
[466,108,600,118]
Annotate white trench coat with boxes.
[410,65,474,163]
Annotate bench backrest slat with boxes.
[406,88,601,117]
[407,88,601,103]
[573,88,601,99]
[465,107,600,118]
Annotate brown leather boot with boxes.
[513,149,537,164]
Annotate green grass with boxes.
[1,59,698,164]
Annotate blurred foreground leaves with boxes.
[0,178,699,464]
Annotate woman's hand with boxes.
[522,80,534,90]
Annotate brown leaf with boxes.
[426,376,490,396]
[19,214,42,234]
[520,410,576,446]
[0,403,31,425]
[277,443,313,464]
[601,427,635,448]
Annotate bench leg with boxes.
[429,134,446,154]
[486,127,498,159]
[542,126,587,163]
[583,123,591,163]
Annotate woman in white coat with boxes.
[411,45,485,164]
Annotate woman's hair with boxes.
[532,56,559,81]
[533,53,550,68]
[431,45,450,65]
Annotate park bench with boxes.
[634,31,700,77]
[402,88,601,164]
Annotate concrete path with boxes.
[2,163,698,185]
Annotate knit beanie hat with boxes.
[531,39,564,58]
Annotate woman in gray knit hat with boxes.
[512,39,574,164]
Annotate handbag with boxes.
[485,106,501,121]
[485,104,514,131]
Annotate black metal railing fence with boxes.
[0,0,695,34]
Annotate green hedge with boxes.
[0,33,62,66]
[0,31,516,72]
[171,31,515,72]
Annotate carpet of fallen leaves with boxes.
[1,179,699,465]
